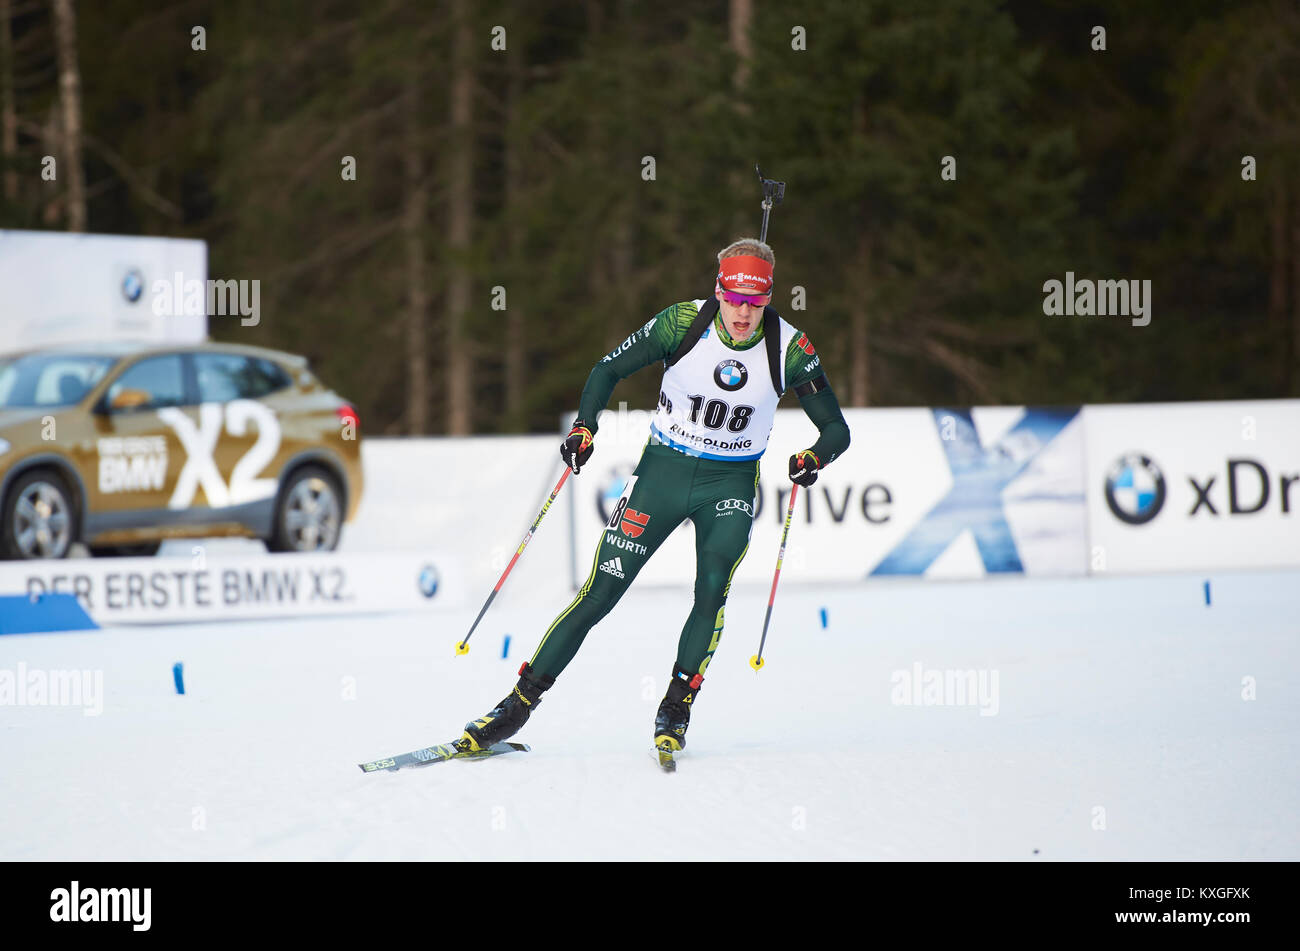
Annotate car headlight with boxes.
[0,437,10,455]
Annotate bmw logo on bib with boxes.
[714,359,748,392]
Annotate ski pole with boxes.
[455,465,573,655]
[750,483,798,671]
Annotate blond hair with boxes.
[717,238,775,266]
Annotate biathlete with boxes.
[457,237,850,757]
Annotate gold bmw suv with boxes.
[0,341,362,560]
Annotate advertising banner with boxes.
[347,436,571,597]
[569,404,1088,585]
[0,549,463,627]
[1083,400,1300,573]
[0,230,207,355]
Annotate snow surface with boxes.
[2,570,1297,861]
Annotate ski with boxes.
[655,740,677,773]
[358,740,530,773]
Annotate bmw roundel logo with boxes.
[1104,453,1167,525]
[714,359,748,392]
[418,564,440,598]
[122,269,144,303]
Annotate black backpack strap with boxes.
[762,305,784,395]
[793,373,830,397]
[665,298,719,368]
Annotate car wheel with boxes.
[89,541,162,558]
[268,466,342,553]
[1,470,77,560]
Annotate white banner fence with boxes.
[1,400,1293,628]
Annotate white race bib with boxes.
[649,302,796,460]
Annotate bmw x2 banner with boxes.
[1083,400,1300,573]
[0,550,463,628]
[570,405,1089,585]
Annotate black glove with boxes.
[788,449,822,487]
[561,419,595,473]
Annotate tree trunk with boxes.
[611,3,633,339]
[504,23,525,429]
[849,94,872,406]
[50,0,86,231]
[403,69,429,435]
[1291,192,1300,395]
[1270,180,1289,389]
[585,1,616,351]
[445,0,473,435]
[729,0,753,237]
[40,107,60,224]
[0,0,16,205]
[729,0,753,98]
[850,234,871,406]
[241,0,261,126]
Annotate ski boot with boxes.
[460,662,555,752]
[654,665,703,770]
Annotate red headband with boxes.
[717,255,774,294]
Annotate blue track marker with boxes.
[502,635,511,659]
[819,607,828,629]
[173,662,185,695]
[1204,580,1211,606]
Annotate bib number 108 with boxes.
[686,395,753,433]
